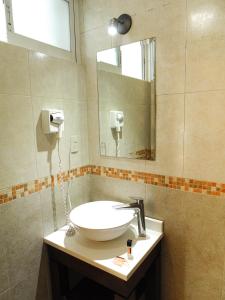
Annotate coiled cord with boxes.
[57,139,75,236]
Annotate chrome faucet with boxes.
[114,196,146,237]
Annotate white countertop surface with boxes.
[44,217,163,281]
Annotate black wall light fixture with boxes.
[108,14,132,36]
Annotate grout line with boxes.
[184,88,225,94]
[182,0,188,179]
[182,94,186,179]
[80,24,106,35]
[27,49,39,184]
[156,88,225,97]
[220,259,225,299]
[156,92,185,96]
[0,88,225,99]
[0,92,86,101]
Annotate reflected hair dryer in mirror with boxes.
[110,111,124,157]
[110,111,124,132]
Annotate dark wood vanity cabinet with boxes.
[47,241,161,300]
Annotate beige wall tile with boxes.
[29,51,65,98]
[0,206,9,294]
[80,27,111,99]
[90,175,145,203]
[186,39,225,92]
[145,185,185,300]
[187,0,225,41]
[0,95,37,188]
[156,36,186,95]
[69,175,90,207]
[40,187,66,237]
[0,42,29,95]
[62,60,79,99]
[2,194,43,287]
[10,270,48,300]
[145,185,225,300]
[146,94,184,176]
[184,91,225,182]
[76,63,87,100]
[61,60,82,100]
[29,51,86,100]
[78,0,85,33]
[182,192,225,300]
[87,99,100,163]
[153,0,186,39]
[81,28,111,64]
[84,61,99,100]
[82,0,186,43]
[0,249,9,295]
[81,1,110,33]
[40,176,90,236]
[222,262,225,300]
[1,194,50,298]
[32,97,88,178]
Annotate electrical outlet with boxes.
[70,135,80,153]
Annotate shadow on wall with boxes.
[36,113,57,171]
[145,186,185,300]
[36,246,51,300]
[36,113,58,232]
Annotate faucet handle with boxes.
[129,196,144,204]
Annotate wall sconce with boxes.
[108,14,132,36]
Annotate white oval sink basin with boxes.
[69,201,135,241]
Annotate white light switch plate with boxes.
[70,135,80,153]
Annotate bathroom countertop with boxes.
[44,217,163,281]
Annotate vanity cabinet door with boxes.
[135,254,161,300]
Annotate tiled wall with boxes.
[1,1,225,299]
[80,0,225,183]
[0,41,90,299]
[79,0,225,299]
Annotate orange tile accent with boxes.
[0,164,225,205]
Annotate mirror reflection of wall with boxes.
[97,38,156,160]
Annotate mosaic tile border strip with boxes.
[0,166,91,205]
[0,164,225,204]
[91,165,225,197]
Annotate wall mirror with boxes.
[97,38,156,160]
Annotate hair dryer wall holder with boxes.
[41,109,64,139]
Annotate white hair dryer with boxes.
[50,112,64,138]
[42,109,64,139]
